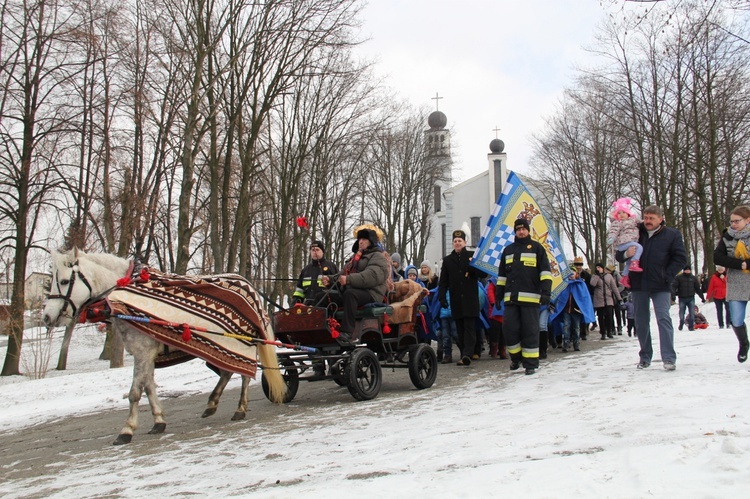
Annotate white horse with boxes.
[42,248,286,445]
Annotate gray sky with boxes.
[354,0,633,182]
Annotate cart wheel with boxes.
[262,359,299,403]
[408,344,438,389]
[330,360,348,386]
[345,348,382,401]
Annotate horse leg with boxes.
[143,359,166,435]
[231,375,250,421]
[202,370,232,418]
[114,326,165,445]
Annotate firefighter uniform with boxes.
[495,219,552,372]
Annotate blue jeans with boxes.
[678,297,696,329]
[728,300,748,328]
[632,290,676,364]
[539,307,550,332]
[440,318,459,358]
[563,311,582,343]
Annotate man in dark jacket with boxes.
[323,228,389,341]
[672,265,705,331]
[617,205,687,371]
[495,218,552,375]
[438,229,486,366]
[292,240,339,306]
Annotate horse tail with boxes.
[258,342,286,404]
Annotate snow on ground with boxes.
[1,305,749,498]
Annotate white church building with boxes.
[422,108,554,271]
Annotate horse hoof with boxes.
[231,411,246,421]
[148,423,166,434]
[113,434,132,445]
[201,408,217,418]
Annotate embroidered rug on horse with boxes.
[106,270,273,378]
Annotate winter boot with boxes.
[562,341,570,353]
[732,324,749,363]
[600,334,607,340]
[629,259,643,272]
[490,342,499,358]
[619,275,630,288]
[500,346,509,359]
[573,340,581,351]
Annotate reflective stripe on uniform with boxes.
[520,253,537,266]
[521,347,539,359]
[293,288,305,298]
[507,342,522,354]
[504,291,541,304]
[540,270,552,282]
[496,276,507,286]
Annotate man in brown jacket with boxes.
[323,228,389,341]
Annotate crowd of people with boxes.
[291,203,750,373]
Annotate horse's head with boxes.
[43,248,94,327]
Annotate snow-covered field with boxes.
[1,305,749,498]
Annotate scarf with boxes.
[344,250,363,275]
[727,227,750,274]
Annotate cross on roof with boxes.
[493,126,501,139]
[431,92,443,111]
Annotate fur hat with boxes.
[610,197,635,219]
[310,240,325,253]
[352,228,379,252]
[514,218,530,231]
[684,264,692,271]
[452,230,466,241]
[595,262,605,270]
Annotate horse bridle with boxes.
[47,260,94,321]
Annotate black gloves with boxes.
[540,295,550,306]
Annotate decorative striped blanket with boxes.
[106,270,273,378]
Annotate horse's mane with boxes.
[78,251,131,270]
[52,249,132,291]
[52,249,128,268]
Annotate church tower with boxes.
[424,94,454,262]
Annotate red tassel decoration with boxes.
[116,276,131,287]
[382,314,391,334]
[295,216,309,230]
[139,268,150,282]
[182,324,192,342]
[327,317,340,338]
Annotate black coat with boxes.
[438,248,486,319]
[616,221,687,292]
[672,273,704,300]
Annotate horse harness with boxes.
[47,260,94,321]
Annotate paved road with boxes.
[0,337,612,486]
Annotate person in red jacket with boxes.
[706,265,731,329]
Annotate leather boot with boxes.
[733,324,749,363]
[490,342,499,358]
[500,345,509,359]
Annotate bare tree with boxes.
[0,0,87,375]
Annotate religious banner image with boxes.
[471,171,569,302]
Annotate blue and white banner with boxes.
[471,171,569,302]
